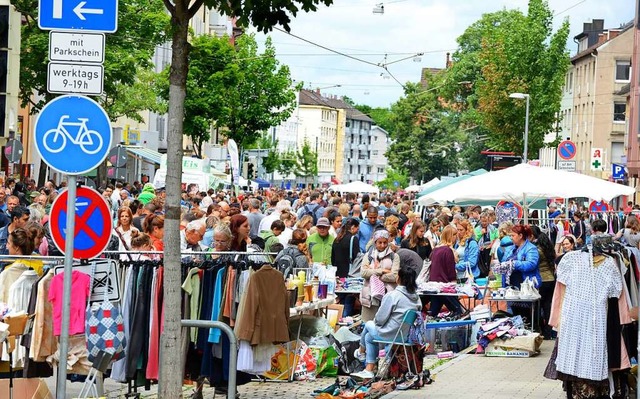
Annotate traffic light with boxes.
[0,4,20,139]
[247,162,256,179]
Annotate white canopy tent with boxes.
[405,177,440,193]
[330,180,380,194]
[418,164,635,206]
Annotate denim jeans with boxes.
[360,320,383,365]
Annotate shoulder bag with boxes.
[85,261,126,361]
[347,235,364,278]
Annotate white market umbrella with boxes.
[405,177,440,193]
[338,181,380,194]
[404,184,422,193]
[418,163,635,206]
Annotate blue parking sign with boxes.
[39,0,118,33]
[34,95,112,175]
[612,164,625,180]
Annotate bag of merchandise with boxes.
[310,345,339,377]
[264,344,295,380]
[293,341,317,381]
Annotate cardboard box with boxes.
[0,378,53,399]
[484,333,543,357]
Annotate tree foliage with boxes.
[15,0,170,120]
[385,82,462,182]
[354,103,393,133]
[375,168,409,191]
[295,140,318,179]
[219,35,298,150]
[156,34,237,157]
[439,0,570,159]
[253,133,280,174]
[277,149,297,178]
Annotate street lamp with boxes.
[509,92,530,163]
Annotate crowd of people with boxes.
[1,177,639,379]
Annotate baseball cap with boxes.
[316,217,330,227]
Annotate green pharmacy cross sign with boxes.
[592,160,602,169]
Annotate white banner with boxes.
[227,139,240,186]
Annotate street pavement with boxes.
[45,341,564,398]
[383,340,564,399]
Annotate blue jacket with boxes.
[503,239,541,287]
[497,236,514,262]
[358,220,381,252]
[455,238,480,278]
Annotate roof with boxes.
[298,89,374,122]
[124,146,163,165]
[299,89,333,107]
[571,21,633,63]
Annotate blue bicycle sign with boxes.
[35,95,112,175]
[44,116,103,155]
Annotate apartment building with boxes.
[569,19,632,177]
[298,89,340,184]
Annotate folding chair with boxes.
[373,309,420,377]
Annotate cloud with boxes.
[255,0,634,108]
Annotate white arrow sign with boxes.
[73,1,104,20]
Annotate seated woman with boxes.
[351,266,422,380]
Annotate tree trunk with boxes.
[159,5,189,398]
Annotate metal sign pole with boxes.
[56,175,76,399]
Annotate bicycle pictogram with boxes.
[43,115,103,155]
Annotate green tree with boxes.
[277,149,297,178]
[15,0,170,120]
[386,82,461,182]
[295,140,318,185]
[375,168,409,191]
[253,133,281,174]
[219,35,298,150]
[354,104,393,132]
[156,34,238,157]
[439,0,569,159]
[160,2,331,396]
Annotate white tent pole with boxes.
[523,193,529,224]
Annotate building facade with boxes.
[568,19,632,177]
[298,90,340,184]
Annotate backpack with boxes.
[276,247,299,278]
[303,204,321,225]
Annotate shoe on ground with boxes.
[354,348,366,363]
[351,369,375,380]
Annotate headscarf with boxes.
[373,229,390,242]
[371,229,392,261]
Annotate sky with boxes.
[255,0,635,108]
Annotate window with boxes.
[616,60,631,81]
[614,103,626,122]
[346,121,351,128]
[378,167,384,173]
[374,136,378,142]
[372,150,378,156]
